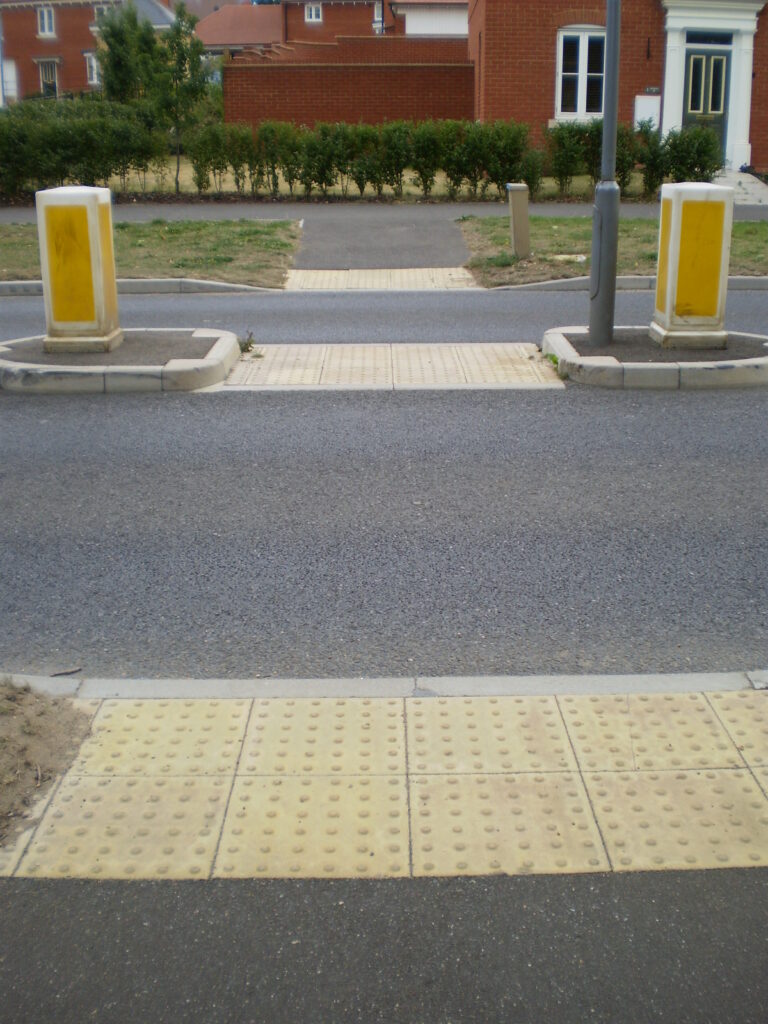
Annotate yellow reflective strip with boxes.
[655,197,672,314]
[98,200,119,325]
[676,200,724,318]
[45,205,95,323]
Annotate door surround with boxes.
[661,0,766,169]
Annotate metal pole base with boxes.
[587,181,620,347]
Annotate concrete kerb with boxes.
[0,278,274,297]
[0,328,240,395]
[2,275,768,297]
[5,669,766,700]
[543,326,768,390]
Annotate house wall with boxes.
[469,0,665,144]
[751,10,767,169]
[403,7,468,37]
[2,5,99,98]
[284,1,402,43]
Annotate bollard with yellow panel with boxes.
[650,182,734,349]
[36,186,123,352]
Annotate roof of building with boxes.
[196,3,283,48]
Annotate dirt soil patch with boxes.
[569,333,768,363]
[0,678,91,845]
[0,332,214,367]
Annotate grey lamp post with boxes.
[588,0,621,346]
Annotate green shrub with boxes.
[331,122,356,197]
[636,119,665,198]
[484,119,529,197]
[349,124,381,196]
[410,119,443,197]
[380,120,411,198]
[278,123,303,195]
[664,125,723,182]
[256,121,283,196]
[226,123,255,195]
[547,122,584,194]
[521,148,545,200]
[580,120,603,187]
[440,120,466,198]
[615,123,637,196]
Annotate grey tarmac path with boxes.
[1,872,767,1024]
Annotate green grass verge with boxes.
[461,216,768,288]
[0,218,301,288]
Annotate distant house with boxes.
[196,3,282,56]
[223,0,767,173]
[0,0,174,104]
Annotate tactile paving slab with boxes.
[408,697,577,774]
[72,699,250,776]
[410,773,609,876]
[707,691,768,767]
[215,775,409,878]
[240,698,406,775]
[227,345,326,387]
[18,775,230,879]
[560,693,742,771]
[584,769,768,871]
[392,344,466,387]
[456,343,560,386]
[320,345,392,387]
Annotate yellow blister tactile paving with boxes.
[215,775,409,878]
[456,344,562,387]
[72,699,250,776]
[320,345,392,387]
[584,769,768,871]
[240,698,405,775]
[391,344,466,387]
[707,691,768,767]
[560,693,742,772]
[17,775,230,879]
[408,697,577,774]
[410,773,609,876]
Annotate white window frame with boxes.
[85,52,101,86]
[37,5,56,38]
[304,4,323,23]
[93,4,112,21]
[555,26,606,121]
[38,59,58,97]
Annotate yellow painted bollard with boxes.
[650,182,734,349]
[35,186,123,352]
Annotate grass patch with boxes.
[0,218,301,288]
[461,216,768,287]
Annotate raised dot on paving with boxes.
[584,768,768,872]
[707,691,768,768]
[214,775,409,878]
[410,773,608,876]
[71,699,250,776]
[16,775,230,879]
[559,693,742,772]
[239,698,406,776]
[407,696,577,774]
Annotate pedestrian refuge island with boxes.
[36,186,123,352]
[650,182,734,349]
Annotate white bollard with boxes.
[36,186,123,352]
[650,182,734,349]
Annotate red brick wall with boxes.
[254,35,468,64]
[284,1,402,43]
[224,62,474,127]
[469,0,665,144]
[752,9,768,171]
[2,5,100,98]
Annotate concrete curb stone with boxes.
[543,326,768,390]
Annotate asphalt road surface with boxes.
[3,288,768,346]
[1,871,767,1024]
[1,380,767,679]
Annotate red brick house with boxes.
[222,0,767,172]
[469,0,767,172]
[0,0,174,103]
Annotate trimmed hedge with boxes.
[0,100,724,201]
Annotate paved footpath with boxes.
[3,674,767,883]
